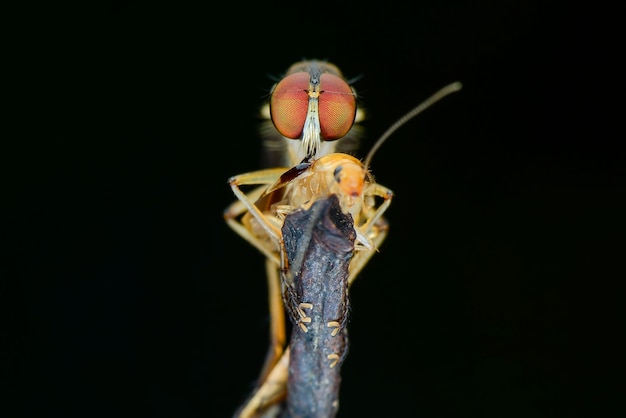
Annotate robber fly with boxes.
[226,60,366,387]
[224,60,462,417]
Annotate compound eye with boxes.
[269,72,310,139]
[319,73,357,140]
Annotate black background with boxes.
[3,1,624,417]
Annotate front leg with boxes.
[224,167,295,269]
[348,183,393,286]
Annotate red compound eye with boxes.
[269,72,310,139]
[318,73,357,140]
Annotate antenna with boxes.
[363,81,463,170]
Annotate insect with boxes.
[225,150,393,418]
[226,61,365,395]
[224,60,462,417]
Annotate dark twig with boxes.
[279,194,356,418]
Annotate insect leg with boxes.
[224,168,289,261]
[256,259,287,382]
[348,183,393,286]
[234,348,290,418]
